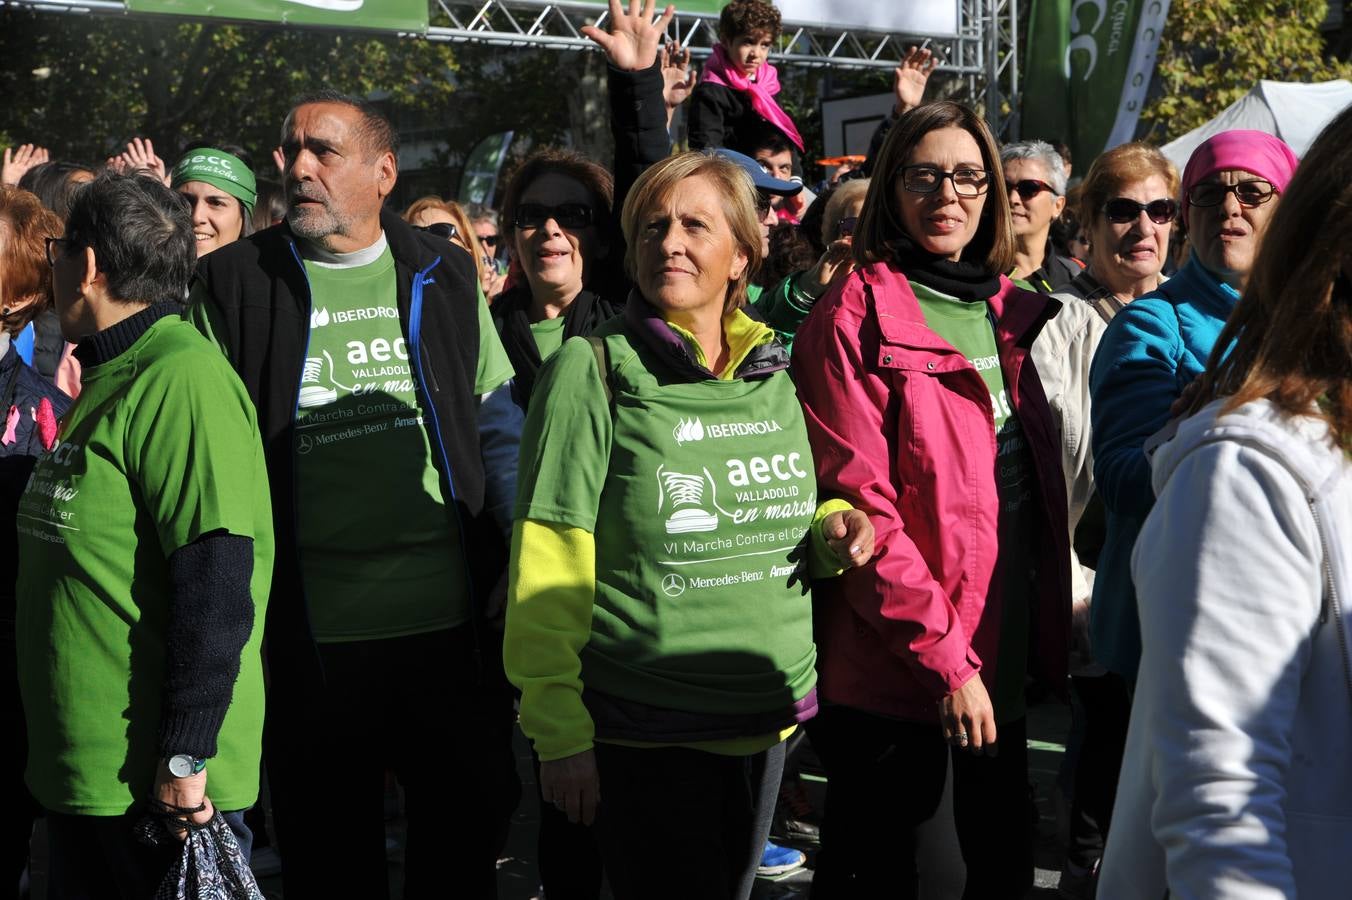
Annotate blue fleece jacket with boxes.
[1087,258,1240,681]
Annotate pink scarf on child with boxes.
[700,43,804,152]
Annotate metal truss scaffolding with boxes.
[5,0,1019,136]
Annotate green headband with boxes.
[171,148,257,213]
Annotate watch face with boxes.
[168,755,202,778]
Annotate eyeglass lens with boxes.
[1102,198,1177,224]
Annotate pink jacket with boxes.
[794,261,1071,721]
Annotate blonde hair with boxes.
[621,151,764,313]
[403,195,490,286]
[821,178,869,246]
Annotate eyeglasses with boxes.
[513,203,594,230]
[417,222,459,241]
[1009,179,1056,200]
[477,234,500,249]
[44,236,75,267]
[1102,198,1178,225]
[837,215,858,237]
[1186,180,1276,209]
[755,191,773,217]
[896,165,991,198]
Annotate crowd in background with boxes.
[1,1,1350,899]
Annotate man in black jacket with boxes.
[188,91,522,899]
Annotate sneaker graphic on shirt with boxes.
[297,352,342,408]
[657,464,719,534]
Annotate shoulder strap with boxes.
[586,335,613,410]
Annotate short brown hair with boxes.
[621,151,763,313]
[1190,104,1352,452]
[1077,142,1179,231]
[0,186,62,336]
[500,148,615,243]
[718,0,782,42]
[852,101,1015,274]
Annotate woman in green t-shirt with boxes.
[504,151,873,900]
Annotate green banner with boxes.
[1022,0,1172,170]
[125,0,429,33]
[458,131,514,208]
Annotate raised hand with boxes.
[894,44,939,115]
[114,137,168,185]
[581,0,677,73]
[2,144,50,187]
[661,41,697,110]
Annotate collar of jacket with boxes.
[859,260,1061,356]
[1153,256,1241,319]
[622,290,789,380]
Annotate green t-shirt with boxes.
[16,315,274,815]
[530,315,567,361]
[516,322,818,716]
[911,281,1034,724]
[296,245,514,642]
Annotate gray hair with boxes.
[465,202,499,229]
[1000,140,1067,197]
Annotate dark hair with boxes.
[749,128,795,159]
[759,222,816,288]
[18,161,95,219]
[286,89,399,158]
[252,179,286,231]
[500,147,615,242]
[0,186,63,335]
[718,0,782,41]
[64,173,195,306]
[852,100,1015,274]
[1189,104,1352,452]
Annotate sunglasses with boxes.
[1102,197,1178,224]
[477,234,500,249]
[416,222,459,241]
[1186,180,1276,208]
[513,203,594,230]
[1010,179,1056,200]
[755,191,774,216]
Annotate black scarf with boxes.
[885,234,1002,302]
[494,284,624,408]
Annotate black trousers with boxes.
[1065,673,1132,871]
[3,631,39,900]
[808,706,1033,900]
[266,625,520,900]
[593,740,784,900]
[533,751,604,900]
[46,809,251,900]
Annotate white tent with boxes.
[1160,79,1352,171]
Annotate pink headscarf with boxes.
[700,43,805,152]
[1180,130,1299,227]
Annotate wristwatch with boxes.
[166,754,208,778]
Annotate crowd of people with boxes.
[0,0,1350,898]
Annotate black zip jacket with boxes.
[189,214,505,691]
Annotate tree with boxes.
[1142,0,1352,142]
[0,8,459,166]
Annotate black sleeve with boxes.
[157,531,256,759]
[862,112,899,177]
[687,82,740,152]
[608,61,670,226]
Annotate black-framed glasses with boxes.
[896,165,991,198]
[416,222,459,241]
[755,191,774,217]
[513,203,594,230]
[44,236,75,267]
[1102,197,1178,225]
[1010,179,1056,200]
[837,215,858,237]
[1186,180,1276,209]
[477,234,500,249]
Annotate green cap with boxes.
[171,148,257,213]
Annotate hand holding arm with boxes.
[821,508,874,568]
[581,0,676,72]
[2,144,49,186]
